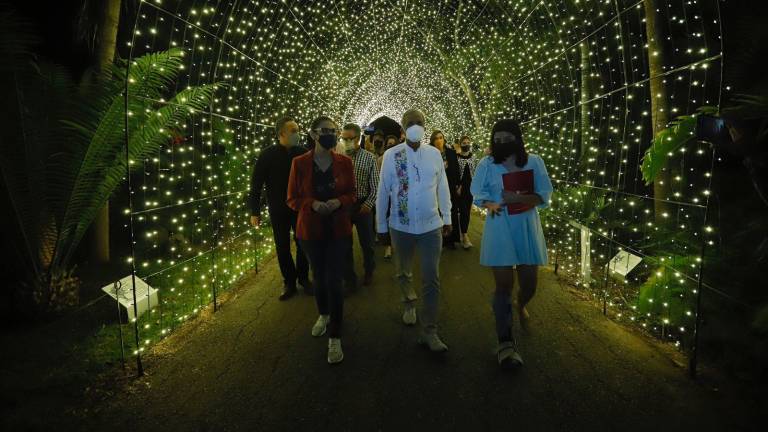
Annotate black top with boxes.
[444,146,461,196]
[249,144,307,216]
[457,153,474,190]
[313,160,336,238]
[313,161,336,202]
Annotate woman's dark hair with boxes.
[310,115,336,131]
[385,134,398,145]
[490,119,527,167]
[460,135,471,144]
[429,130,444,147]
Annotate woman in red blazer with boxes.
[287,115,356,365]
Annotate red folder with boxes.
[502,169,534,215]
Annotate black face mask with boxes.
[495,139,522,155]
[460,145,471,153]
[318,134,337,150]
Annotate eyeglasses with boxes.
[313,127,338,135]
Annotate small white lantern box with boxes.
[607,250,642,279]
[102,275,158,322]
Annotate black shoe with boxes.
[279,285,297,301]
[444,241,456,250]
[299,278,314,295]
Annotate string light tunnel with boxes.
[121,0,723,369]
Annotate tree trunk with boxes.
[453,72,484,133]
[90,0,122,263]
[643,0,672,220]
[579,41,591,165]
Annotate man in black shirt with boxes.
[250,116,312,300]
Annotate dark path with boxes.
[88,219,759,431]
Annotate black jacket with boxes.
[249,144,307,216]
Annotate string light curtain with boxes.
[120,0,722,369]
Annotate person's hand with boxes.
[484,201,503,218]
[442,224,453,236]
[250,215,260,227]
[503,190,523,204]
[456,185,463,197]
[326,198,341,212]
[359,203,372,214]
[312,200,329,214]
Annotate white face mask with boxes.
[405,124,425,143]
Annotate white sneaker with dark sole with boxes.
[311,315,330,337]
[418,333,448,352]
[328,338,344,364]
[497,341,523,369]
[462,237,473,249]
[402,307,417,326]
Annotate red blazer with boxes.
[286,151,356,241]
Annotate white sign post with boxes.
[607,249,642,278]
[102,275,158,321]
[569,220,592,285]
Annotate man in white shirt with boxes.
[376,108,453,352]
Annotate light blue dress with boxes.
[470,154,553,267]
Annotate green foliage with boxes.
[640,105,718,185]
[0,14,220,314]
[636,255,699,326]
[550,184,608,227]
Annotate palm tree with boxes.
[643,0,672,219]
[579,40,592,165]
[78,0,124,263]
[0,11,220,314]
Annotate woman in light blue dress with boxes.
[469,119,553,369]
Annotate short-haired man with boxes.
[340,123,379,289]
[250,116,312,300]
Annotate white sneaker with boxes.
[327,338,344,364]
[311,315,329,337]
[384,246,392,259]
[497,341,523,369]
[461,235,473,249]
[402,306,417,326]
[418,332,448,352]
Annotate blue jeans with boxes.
[389,227,443,334]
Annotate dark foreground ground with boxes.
[8,219,768,431]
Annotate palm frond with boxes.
[641,106,718,185]
[55,82,221,269]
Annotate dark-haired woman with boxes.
[456,135,476,249]
[287,116,356,364]
[469,119,553,369]
[429,130,460,249]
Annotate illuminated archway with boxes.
[122,0,722,360]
